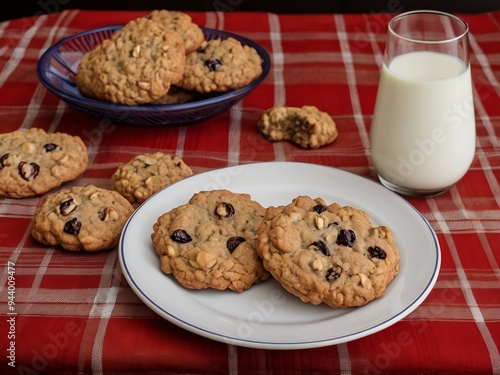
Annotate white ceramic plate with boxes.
[119,162,440,349]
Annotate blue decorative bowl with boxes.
[37,25,270,126]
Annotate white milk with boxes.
[370,51,476,192]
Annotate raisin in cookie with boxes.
[31,185,134,251]
[257,106,338,148]
[176,37,263,93]
[76,17,185,105]
[256,196,399,308]
[151,189,270,292]
[0,128,88,198]
[144,10,204,54]
[111,152,193,207]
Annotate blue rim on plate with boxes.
[37,25,271,126]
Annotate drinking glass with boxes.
[369,10,476,197]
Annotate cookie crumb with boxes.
[257,106,338,148]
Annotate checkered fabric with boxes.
[0,9,499,374]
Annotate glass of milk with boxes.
[370,10,475,197]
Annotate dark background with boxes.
[4,0,500,22]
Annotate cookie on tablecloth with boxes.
[0,128,88,198]
[76,17,185,105]
[144,10,204,54]
[256,196,399,307]
[111,152,193,207]
[31,185,134,251]
[176,37,263,93]
[151,189,270,292]
[257,106,338,148]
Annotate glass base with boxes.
[378,176,450,198]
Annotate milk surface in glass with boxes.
[370,51,475,191]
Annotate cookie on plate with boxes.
[176,37,263,93]
[151,189,270,292]
[31,185,134,251]
[76,17,185,105]
[144,10,205,54]
[257,106,338,148]
[0,128,88,198]
[256,196,399,308]
[111,152,193,207]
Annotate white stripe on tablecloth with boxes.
[449,187,500,272]
[87,251,121,317]
[10,15,46,130]
[457,266,500,371]
[468,32,500,208]
[408,304,498,321]
[26,248,55,300]
[268,13,286,161]
[468,70,500,210]
[19,11,77,129]
[228,102,243,166]
[206,11,243,167]
[216,11,225,31]
[0,15,45,88]
[0,228,35,296]
[204,12,218,29]
[227,344,239,375]
[20,84,49,130]
[269,13,285,107]
[334,14,370,151]
[428,198,500,372]
[477,151,500,209]
[338,342,352,374]
[364,14,385,68]
[469,32,500,99]
[46,101,67,133]
[38,10,78,59]
[92,251,121,373]
[0,19,10,37]
[469,34,500,149]
[176,126,187,159]
[75,249,121,373]
[19,11,73,129]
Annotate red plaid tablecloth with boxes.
[0,9,499,374]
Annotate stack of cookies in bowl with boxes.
[75,10,264,106]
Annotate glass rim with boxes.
[388,10,469,44]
